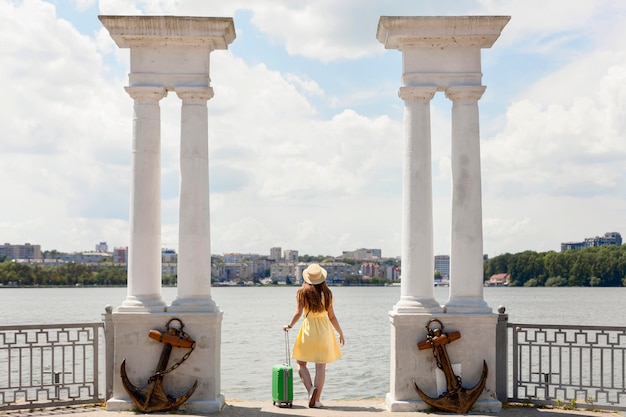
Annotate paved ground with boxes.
[2,400,624,417]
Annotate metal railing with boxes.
[0,322,104,410]
[497,308,626,410]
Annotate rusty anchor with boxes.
[121,318,198,413]
[414,319,488,414]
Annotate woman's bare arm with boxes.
[284,303,304,331]
[327,304,345,346]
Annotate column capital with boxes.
[398,86,437,102]
[445,85,486,103]
[176,87,215,104]
[124,86,167,102]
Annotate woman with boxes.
[283,263,345,408]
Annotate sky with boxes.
[2,0,626,259]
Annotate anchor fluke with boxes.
[121,359,197,413]
[414,359,488,414]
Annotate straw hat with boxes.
[302,263,327,285]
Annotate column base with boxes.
[385,394,501,413]
[105,398,133,412]
[393,296,443,314]
[106,396,226,413]
[444,296,493,314]
[168,297,219,313]
[385,392,428,412]
[117,294,166,312]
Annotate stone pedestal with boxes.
[386,313,500,412]
[106,312,224,413]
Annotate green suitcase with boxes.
[272,330,293,407]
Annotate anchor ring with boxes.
[425,318,444,333]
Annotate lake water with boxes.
[1,286,625,400]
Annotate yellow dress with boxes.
[292,308,342,364]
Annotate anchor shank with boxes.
[435,344,460,392]
[154,342,173,374]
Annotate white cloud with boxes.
[480,9,626,254]
[1,0,131,250]
[70,0,96,12]
[185,54,404,254]
[478,0,624,51]
[483,65,626,198]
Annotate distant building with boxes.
[295,262,358,284]
[162,248,177,263]
[95,242,108,252]
[270,247,282,261]
[585,232,622,247]
[283,249,298,262]
[212,258,270,282]
[162,262,177,276]
[485,273,510,286]
[219,263,249,281]
[561,232,622,251]
[386,265,401,281]
[434,255,450,278]
[561,241,587,251]
[0,243,42,260]
[360,262,380,277]
[341,248,382,260]
[223,253,262,263]
[58,252,110,263]
[113,247,128,264]
[270,262,297,283]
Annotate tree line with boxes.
[484,245,626,287]
[0,261,177,287]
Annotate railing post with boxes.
[102,305,114,400]
[496,305,508,403]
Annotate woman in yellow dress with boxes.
[284,263,345,408]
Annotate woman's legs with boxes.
[297,361,327,406]
[296,360,313,392]
[313,363,326,403]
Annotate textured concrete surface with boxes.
[2,400,623,417]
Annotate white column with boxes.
[394,86,442,314]
[170,87,217,312]
[119,86,167,311]
[445,85,491,313]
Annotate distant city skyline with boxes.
[4,229,622,262]
[2,1,626,258]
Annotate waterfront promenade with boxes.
[2,401,623,417]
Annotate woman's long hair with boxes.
[296,281,333,313]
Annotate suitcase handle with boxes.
[284,328,291,367]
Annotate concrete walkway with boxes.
[2,401,623,417]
